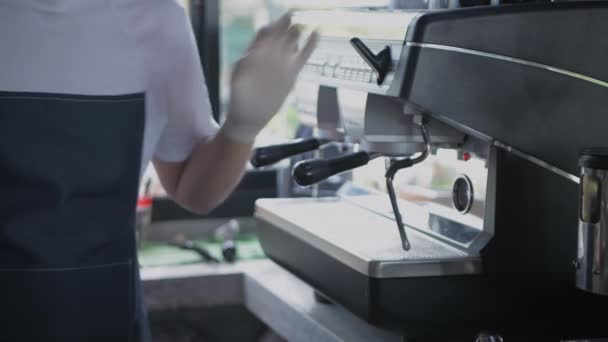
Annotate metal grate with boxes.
[270,198,467,263]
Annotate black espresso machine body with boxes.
[260,148,606,340]
[255,2,608,340]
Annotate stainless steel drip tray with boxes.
[255,197,481,278]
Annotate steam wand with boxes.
[385,120,431,251]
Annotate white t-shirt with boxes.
[0,0,219,172]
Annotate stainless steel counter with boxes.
[141,260,404,342]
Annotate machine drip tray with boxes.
[255,197,481,279]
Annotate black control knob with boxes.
[475,332,503,342]
[350,38,392,85]
[221,240,237,263]
[452,175,474,214]
[251,138,327,168]
[293,151,374,187]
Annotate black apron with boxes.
[0,91,146,341]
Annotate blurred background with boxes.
[218,0,392,146]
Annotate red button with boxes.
[137,196,153,208]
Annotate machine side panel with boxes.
[406,2,608,82]
[481,148,579,273]
[399,46,608,176]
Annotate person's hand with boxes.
[222,12,319,143]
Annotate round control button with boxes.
[452,175,474,214]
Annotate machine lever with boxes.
[251,138,329,168]
[350,38,392,85]
[385,123,432,251]
[293,151,379,187]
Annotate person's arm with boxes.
[154,128,251,214]
[154,13,318,214]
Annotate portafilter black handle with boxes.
[250,138,328,168]
[293,151,377,187]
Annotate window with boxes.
[142,0,393,197]
[219,0,392,147]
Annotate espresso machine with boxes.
[251,2,608,340]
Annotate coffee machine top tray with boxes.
[256,197,480,278]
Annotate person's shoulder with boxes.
[146,0,189,25]
[132,0,191,53]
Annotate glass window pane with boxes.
[219,0,392,147]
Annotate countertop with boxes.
[141,260,405,342]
